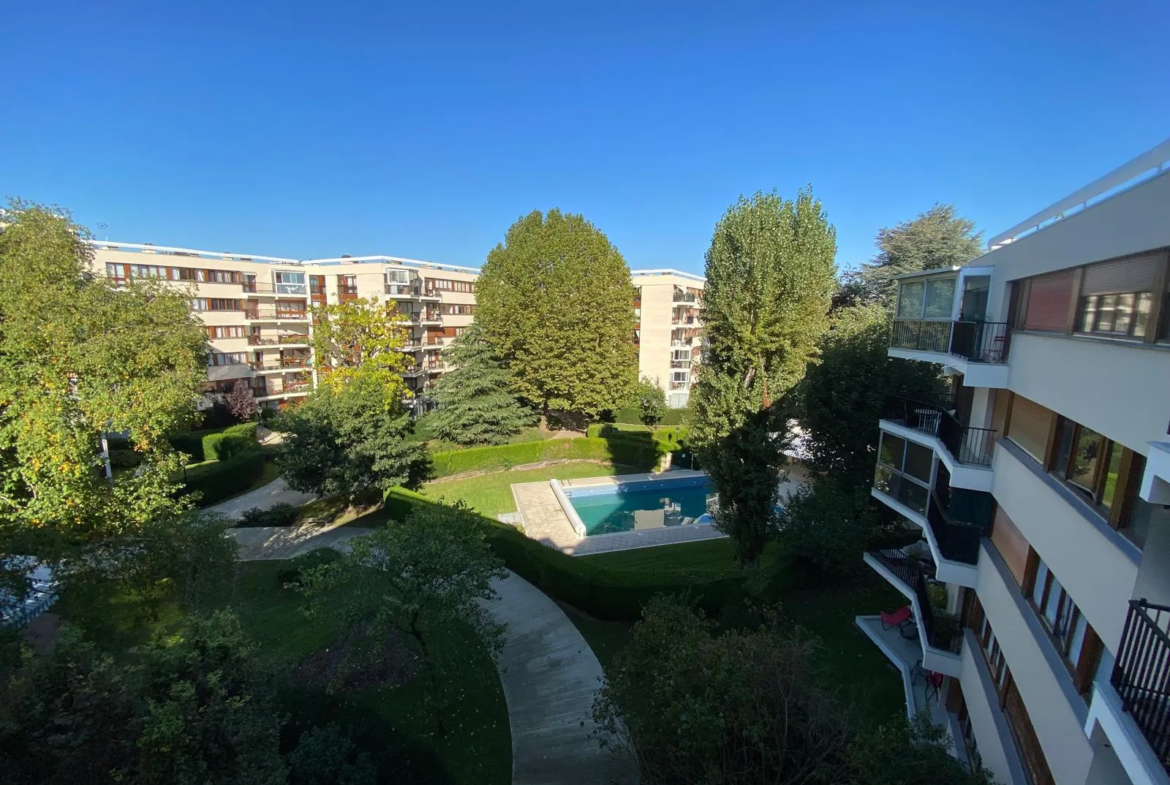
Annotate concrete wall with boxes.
[960,634,1028,785]
[976,543,1093,785]
[635,279,675,390]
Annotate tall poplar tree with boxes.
[474,210,637,418]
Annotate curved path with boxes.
[208,477,317,519]
[483,571,637,785]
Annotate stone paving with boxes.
[481,570,637,785]
[231,524,372,560]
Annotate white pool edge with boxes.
[549,478,588,537]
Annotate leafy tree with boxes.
[224,378,259,421]
[475,209,638,418]
[849,203,983,306]
[690,189,837,450]
[849,712,995,785]
[593,596,850,785]
[300,502,505,735]
[288,724,376,785]
[310,296,411,393]
[0,201,207,600]
[632,376,666,427]
[275,374,427,499]
[706,410,785,566]
[774,476,887,583]
[425,322,536,445]
[798,303,944,486]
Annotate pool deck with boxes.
[510,469,726,556]
[509,466,812,556]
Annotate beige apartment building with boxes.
[92,243,705,413]
[859,140,1170,785]
[633,270,705,408]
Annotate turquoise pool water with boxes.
[569,483,712,535]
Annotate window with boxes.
[1022,270,1076,332]
[924,278,956,318]
[1077,292,1153,338]
[191,298,242,311]
[1025,554,1101,696]
[426,278,474,293]
[874,432,933,513]
[208,352,247,366]
[441,304,474,315]
[207,326,245,339]
[1005,394,1055,463]
[275,271,306,294]
[896,281,925,318]
[1051,417,1113,505]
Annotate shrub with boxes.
[276,548,343,588]
[169,431,208,462]
[614,406,689,426]
[183,450,269,507]
[203,422,259,461]
[237,503,300,528]
[107,448,143,469]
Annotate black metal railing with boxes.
[891,319,1011,364]
[870,548,936,588]
[868,549,960,654]
[927,492,988,565]
[1112,599,1170,773]
[883,395,996,467]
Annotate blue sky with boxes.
[2,1,1168,275]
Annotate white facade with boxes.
[864,142,1170,785]
[632,270,705,408]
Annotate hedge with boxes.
[203,422,260,461]
[184,450,269,507]
[384,487,759,620]
[585,423,689,445]
[613,406,690,427]
[428,436,672,478]
[168,422,260,463]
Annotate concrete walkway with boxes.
[483,571,637,785]
[208,477,317,519]
[232,524,372,560]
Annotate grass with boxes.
[420,460,634,518]
[410,423,566,453]
[227,561,511,785]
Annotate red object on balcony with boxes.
[880,606,913,630]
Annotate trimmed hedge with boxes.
[613,406,690,427]
[429,436,672,478]
[169,430,210,462]
[203,422,259,461]
[586,423,689,445]
[384,487,771,621]
[184,450,269,507]
[168,422,259,462]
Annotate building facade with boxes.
[858,141,1170,785]
[93,243,706,412]
[632,270,705,408]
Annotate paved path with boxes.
[232,524,372,560]
[208,477,317,519]
[483,570,637,785]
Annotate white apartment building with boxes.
[92,243,478,414]
[633,270,705,408]
[93,243,705,413]
[858,139,1170,785]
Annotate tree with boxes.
[632,376,666,427]
[798,303,944,486]
[275,374,428,499]
[288,724,377,785]
[300,502,506,735]
[850,204,983,306]
[424,322,536,445]
[475,209,638,418]
[706,410,785,566]
[224,379,259,421]
[690,189,837,447]
[774,476,888,583]
[0,201,208,601]
[849,712,996,785]
[310,296,411,393]
[593,596,851,785]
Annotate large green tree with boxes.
[310,296,411,393]
[798,303,944,486]
[424,322,536,445]
[850,203,983,306]
[0,201,209,600]
[475,209,638,418]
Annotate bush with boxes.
[238,503,300,528]
[276,548,343,588]
[107,448,143,469]
[169,430,209,462]
[613,406,689,426]
[183,450,269,507]
[428,436,669,478]
[204,422,260,461]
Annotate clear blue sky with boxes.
[2,1,1168,275]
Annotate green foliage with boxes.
[775,477,883,584]
[475,209,638,417]
[224,378,260,421]
[239,503,300,528]
[631,376,666,426]
[428,436,671,478]
[109,447,144,469]
[425,322,536,445]
[310,296,411,393]
[705,411,785,566]
[848,712,996,785]
[798,304,944,486]
[276,374,428,498]
[0,611,288,785]
[0,201,207,577]
[849,203,983,306]
[203,422,259,461]
[592,596,850,785]
[613,405,689,426]
[184,450,271,507]
[287,723,377,785]
[690,189,837,449]
[275,548,344,588]
[169,430,210,462]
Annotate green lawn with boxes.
[410,423,566,452]
[419,461,634,518]
[228,561,510,785]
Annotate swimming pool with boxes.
[560,474,713,536]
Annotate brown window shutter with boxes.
[991,507,1031,587]
[1024,270,1076,332]
[1081,254,1160,296]
[1006,395,1056,462]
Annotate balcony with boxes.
[244,309,309,322]
[672,292,698,304]
[384,283,413,297]
[883,395,996,468]
[889,320,1011,387]
[926,491,989,567]
[854,616,958,730]
[1111,600,1170,775]
[863,549,963,673]
[243,281,308,296]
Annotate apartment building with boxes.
[632,270,705,408]
[91,243,478,413]
[857,140,1170,785]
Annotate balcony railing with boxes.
[279,334,310,345]
[673,292,697,304]
[868,549,959,653]
[926,492,987,565]
[244,309,309,320]
[1111,599,1170,774]
[891,319,1011,364]
[883,395,996,467]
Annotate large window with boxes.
[896,276,956,320]
[874,432,934,513]
[275,271,306,294]
[1024,554,1102,696]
